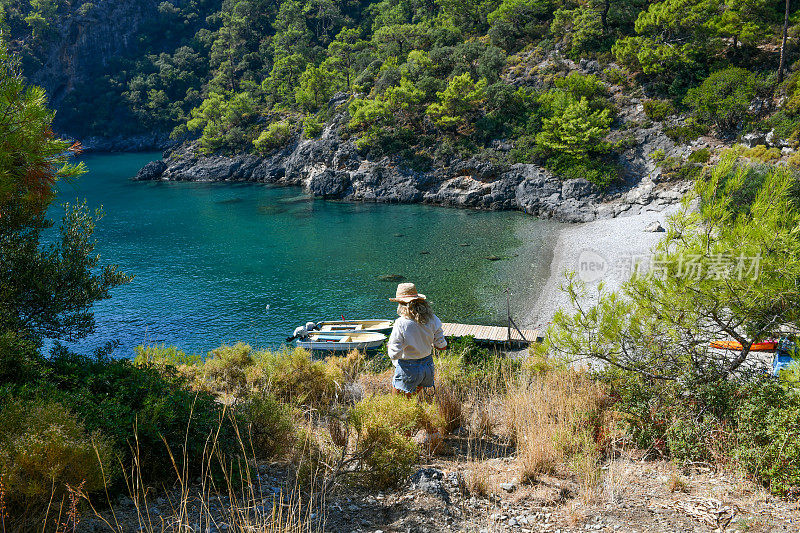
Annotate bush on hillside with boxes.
[18,348,238,486]
[643,99,675,121]
[303,114,324,138]
[737,381,800,495]
[0,399,115,517]
[253,120,293,153]
[687,148,711,163]
[257,347,344,408]
[197,342,257,397]
[348,394,444,488]
[684,67,756,130]
[163,344,344,409]
[239,392,297,460]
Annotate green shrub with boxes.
[134,344,201,367]
[447,335,492,366]
[554,72,608,105]
[253,120,293,152]
[0,399,115,514]
[742,144,781,163]
[761,110,800,142]
[26,348,236,486]
[650,148,666,163]
[303,114,324,138]
[348,394,443,488]
[257,347,344,408]
[643,99,675,121]
[239,392,296,460]
[547,153,618,189]
[664,118,708,143]
[350,393,444,436]
[200,342,256,395]
[687,148,711,163]
[684,67,756,130]
[602,67,628,86]
[789,151,800,169]
[664,417,727,463]
[356,424,419,489]
[737,381,800,494]
[536,95,612,159]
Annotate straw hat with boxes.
[389,282,427,303]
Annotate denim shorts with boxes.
[393,355,435,393]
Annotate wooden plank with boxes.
[441,322,539,344]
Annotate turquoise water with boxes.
[51,153,560,356]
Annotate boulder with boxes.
[307,169,350,198]
[741,132,767,148]
[644,221,665,232]
[561,178,597,200]
[133,160,166,181]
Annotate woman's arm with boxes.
[387,322,405,360]
[433,317,447,350]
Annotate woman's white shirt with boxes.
[387,315,447,363]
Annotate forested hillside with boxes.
[2,0,799,187]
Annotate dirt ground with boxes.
[78,433,800,533]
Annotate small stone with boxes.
[509,518,519,526]
[499,482,516,493]
[644,221,664,232]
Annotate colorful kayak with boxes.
[295,331,387,352]
[709,340,778,351]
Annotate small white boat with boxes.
[314,319,394,334]
[295,331,387,352]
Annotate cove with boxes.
[51,152,562,356]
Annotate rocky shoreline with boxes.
[134,119,690,224]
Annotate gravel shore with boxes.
[524,204,683,329]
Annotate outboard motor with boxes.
[294,326,309,339]
[305,321,317,331]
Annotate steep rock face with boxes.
[25,1,156,103]
[12,0,213,145]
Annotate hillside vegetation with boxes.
[5,27,800,530]
[2,0,800,187]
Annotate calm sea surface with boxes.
[50,152,561,356]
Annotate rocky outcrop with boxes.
[135,113,687,222]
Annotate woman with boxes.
[387,283,447,396]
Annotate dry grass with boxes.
[357,369,393,396]
[668,472,690,493]
[504,361,611,488]
[465,461,493,497]
[434,384,463,432]
[325,349,365,382]
[80,420,314,533]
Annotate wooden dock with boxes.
[441,322,541,345]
